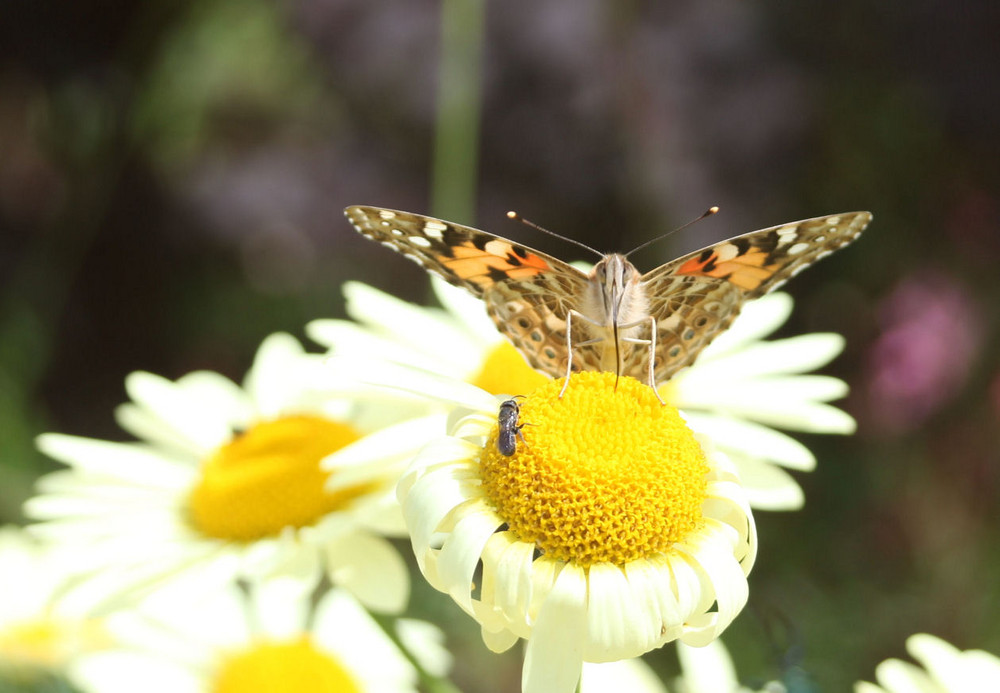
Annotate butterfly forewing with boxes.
[625,211,872,382]
[345,206,591,376]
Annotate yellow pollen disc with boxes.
[0,618,110,672]
[470,341,549,396]
[212,638,360,693]
[480,371,709,567]
[189,416,372,541]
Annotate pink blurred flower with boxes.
[866,272,982,434]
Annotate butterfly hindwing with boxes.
[483,276,604,378]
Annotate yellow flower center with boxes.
[0,617,109,672]
[212,638,360,693]
[470,341,549,396]
[188,416,373,541]
[480,371,709,567]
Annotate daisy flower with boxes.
[70,579,451,693]
[855,633,1000,693]
[25,333,437,615]
[581,658,669,693]
[386,366,756,693]
[309,279,854,511]
[0,526,111,686]
[675,639,785,693]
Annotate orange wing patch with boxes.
[444,240,552,287]
[677,245,777,291]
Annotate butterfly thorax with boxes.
[583,254,650,372]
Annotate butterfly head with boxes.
[589,254,646,327]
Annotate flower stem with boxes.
[431,0,486,224]
[371,613,463,693]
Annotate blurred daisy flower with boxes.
[675,639,785,693]
[855,633,1000,693]
[26,333,438,615]
[309,279,854,511]
[0,526,111,687]
[71,579,451,693]
[580,658,669,693]
[385,368,756,693]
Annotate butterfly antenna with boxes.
[506,211,605,260]
[623,206,720,258]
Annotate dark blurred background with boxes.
[2,1,998,690]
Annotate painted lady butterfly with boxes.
[346,205,871,398]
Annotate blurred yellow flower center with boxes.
[470,341,549,396]
[481,372,709,566]
[189,416,372,541]
[212,638,359,693]
[0,618,109,671]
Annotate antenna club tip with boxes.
[708,206,720,215]
[506,210,519,220]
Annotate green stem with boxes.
[431,0,487,224]
[371,613,463,693]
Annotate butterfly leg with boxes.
[620,316,665,405]
[560,310,606,398]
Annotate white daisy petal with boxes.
[34,434,195,485]
[114,403,204,457]
[71,651,204,693]
[396,618,453,678]
[731,459,806,511]
[581,658,668,693]
[325,531,410,613]
[307,319,454,374]
[676,639,742,692]
[856,633,1000,693]
[250,574,312,640]
[682,413,816,470]
[344,281,484,371]
[585,564,646,660]
[124,372,233,452]
[437,510,501,614]
[243,332,317,418]
[323,414,447,486]
[522,563,588,693]
[430,275,502,346]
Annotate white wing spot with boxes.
[378,210,397,220]
[714,243,740,261]
[776,225,799,244]
[390,227,405,236]
[825,216,842,226]
[423,221,447,239]
[409,236,432,248]
[788,242,811,255]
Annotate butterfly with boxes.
[345,205,872,399]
